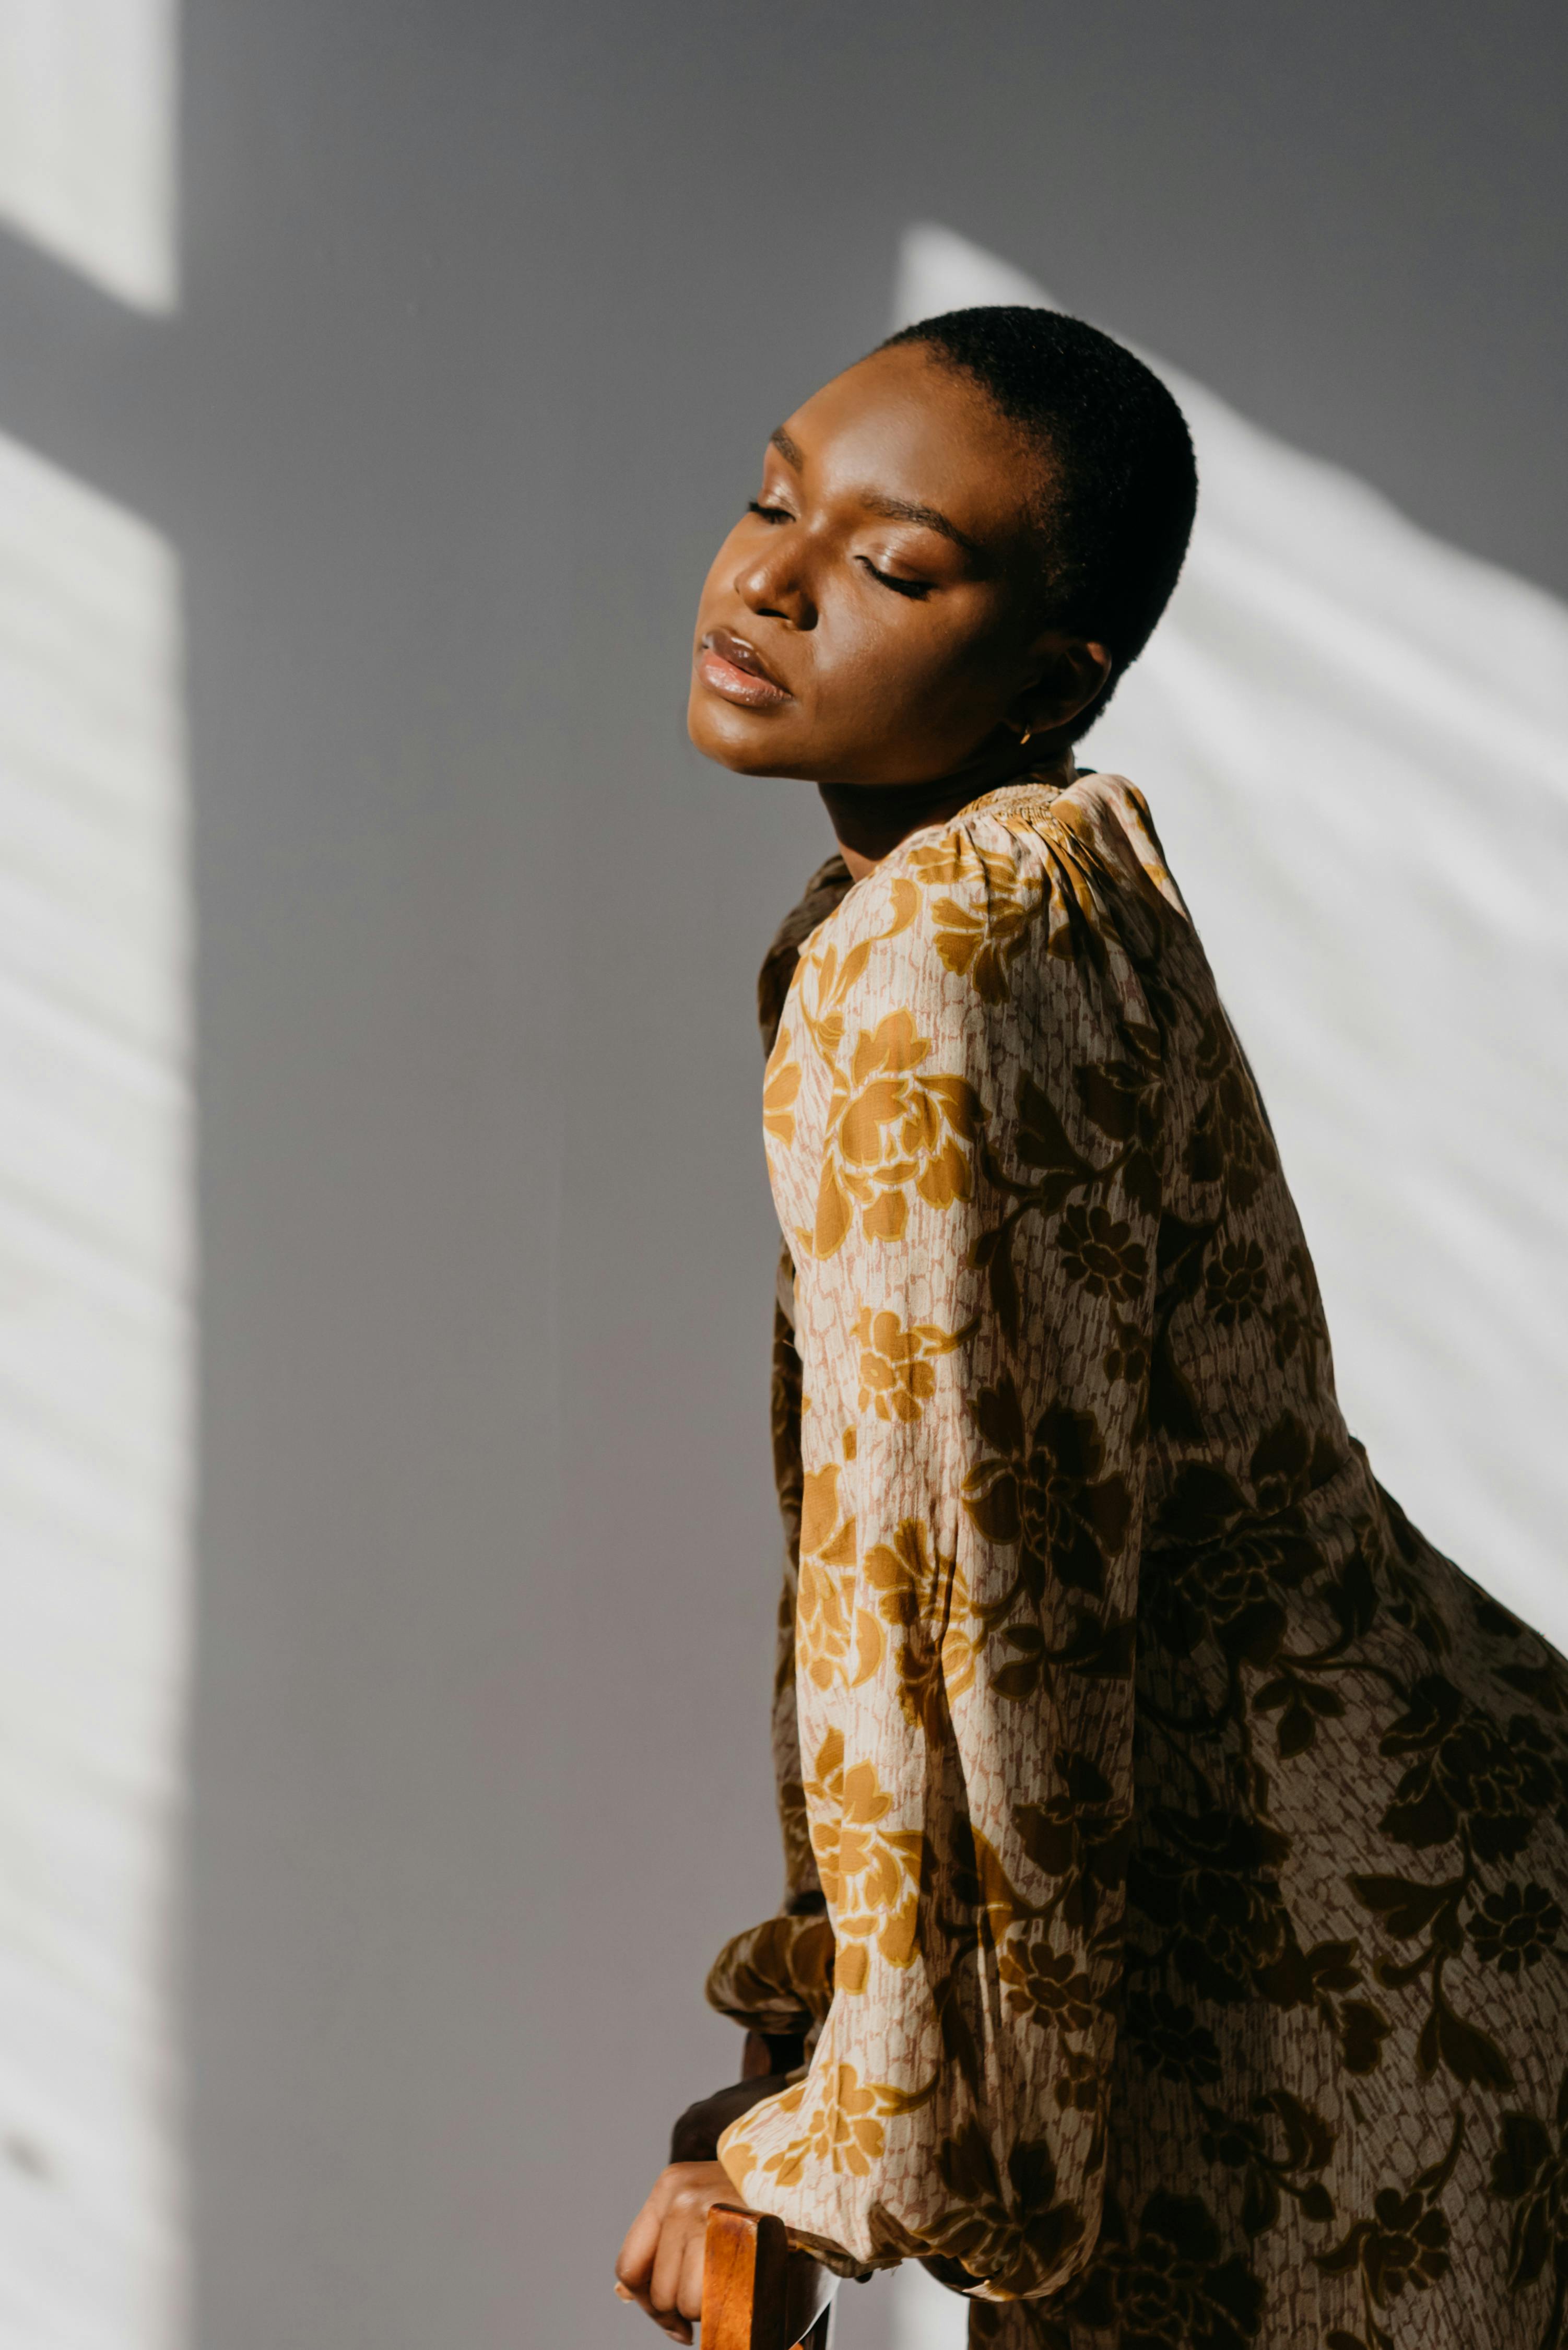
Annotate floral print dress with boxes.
[706,770,1568,2350]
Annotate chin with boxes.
[687,688,810,778]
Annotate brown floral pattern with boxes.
[962,1376,1135,1612]
[699,771,1568,2344]
[1315,2111,1465,2349]
[1490,2065,1568,2348]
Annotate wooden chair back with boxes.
[700,2205,836,2350]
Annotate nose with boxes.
[733,532,817,631]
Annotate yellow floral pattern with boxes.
[902,828,1049,1002]
[856,1306,974,1422]
[806,1729,923,1993]
[791,999,985,1257]
[703,773,1568,2345]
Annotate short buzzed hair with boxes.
[879,306,1197,732]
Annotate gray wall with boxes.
[2,4,1563,2344]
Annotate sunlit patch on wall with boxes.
[0,426,190,2344]
[0,0,179,311]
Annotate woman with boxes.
[616,309,1568,2348]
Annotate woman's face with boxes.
[689,343,1102,786]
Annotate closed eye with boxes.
[748,500,930,598]
[859,557,931,600]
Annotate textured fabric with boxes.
[707,771,1568,2347]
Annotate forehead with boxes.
[780,345,1046,549]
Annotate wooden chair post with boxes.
[701,2205,836,2350]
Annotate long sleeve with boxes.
[703,857,855,2046]
[701,1248,837,2041]
[718,793,1166,2298]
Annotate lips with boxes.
[696,625,793,709]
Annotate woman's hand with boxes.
[614,2160,745,2343]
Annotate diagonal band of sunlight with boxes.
[0,0,179,311]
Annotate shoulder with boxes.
[770,784,1186,1267]
[1046,770,1192,924]
[800,771,1186,1033]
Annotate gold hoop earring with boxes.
[1012,723,1034,749]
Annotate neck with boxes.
[819,740,1074,881]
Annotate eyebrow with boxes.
[767,428,982,563]
[859,491,984,561]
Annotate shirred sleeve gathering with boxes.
[716,812,1163,2299]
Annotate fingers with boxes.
[647,2182,695,2318]
[614,2278,691,2345]
[679,2226,708,2328]
[615,2268,690,2345]
[615,2188,664,2295]
[617,2165,718,2342]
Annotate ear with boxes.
[1010,635,1113,738]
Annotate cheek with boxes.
[821,597,999,732]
